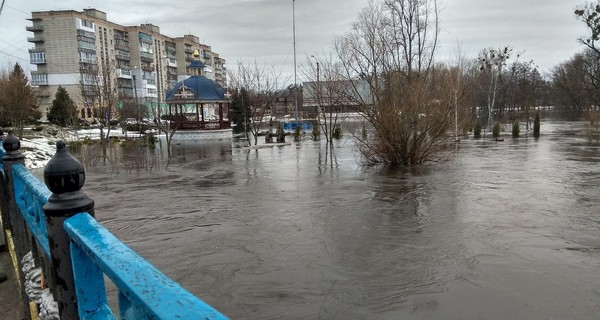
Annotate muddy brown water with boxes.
[71,119,600,319]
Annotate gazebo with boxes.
[164,52,232,139]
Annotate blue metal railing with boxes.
[12,164,51,258]
[282,120,313,132]
[2,142,228,319]
[65,213,227,319]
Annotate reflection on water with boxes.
[80,120,600,319]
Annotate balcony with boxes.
[79,64,99,73]
[116,53,130,61]
[166,59,177,68]
[140,56,154,63]
[145,89,157,98]
[140,63,154,71]
[166,50,176,59]
[30,57,46,64]
[30,72,48,86]
[27,36,44,43]
[80,57,97,64]
[116,68,132,79]
[184,47,193,54]
[29,50,46,64]
[26,25,44,32]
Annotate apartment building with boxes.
[26,8,226,121]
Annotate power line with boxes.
[0,38,29,55]
[5,3,29,16]
[0,49,28,63]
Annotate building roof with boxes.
[165,75,226,102]
[189,60,206,69]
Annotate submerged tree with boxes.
[228,62,283,146]
[533,112,540,138]
[336,0,455,166]
[551,49,600,115]
[304,54,355,145]
[477,47,513,128]
[0,63,40,138]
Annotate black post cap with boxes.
[3,131,20,152]
[44,141,85,194]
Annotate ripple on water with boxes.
[83,120,600,319]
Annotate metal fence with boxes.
[0,131,228,320]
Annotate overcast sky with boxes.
[0,0,590,84]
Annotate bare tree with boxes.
[335,0,455,166]
[444,54,473,141]
[552,49,600,115]
[229,62,283,146]
[477,47,513,128]
[80,59,118,141]
[148,101,190,157]
[304,55,357,144]
[575,1,600,57]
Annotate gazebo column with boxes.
[195,103,200,130]
[219,103,223,129]
[200,103,205,129]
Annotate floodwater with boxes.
[78,119,600,319]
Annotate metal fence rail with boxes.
[65,213,227,319]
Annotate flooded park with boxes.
[64,118,600,319]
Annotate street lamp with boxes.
[310,55,320,118]
[132,66,140,122]
[292,0,298,124]
[132,74,139,119]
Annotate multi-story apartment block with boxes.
[26,8,226,121]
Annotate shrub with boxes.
[533,112,540,138]
[312,125,320,141]
[294,125,302,142]
[492,122,501,139]
[126,123,148,133]
[512,120,520,138]
[473,121,482,137]
[332,125,342,140]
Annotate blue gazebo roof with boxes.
[165,75,226,102]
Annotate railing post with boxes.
[0,128,8,252]
[43,141,95,320]
[2,131,32,320]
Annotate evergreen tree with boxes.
[492,122,501,138]
[48,86,78,127]
[512,120,520,138]
[533,112,541,138]
[0,63,40,138]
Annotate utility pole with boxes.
[292,0,298,124]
